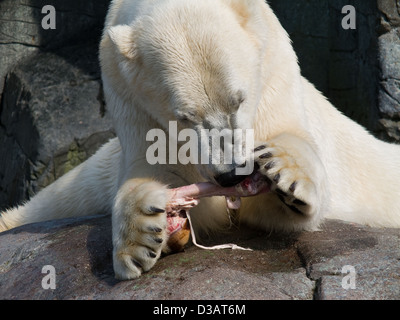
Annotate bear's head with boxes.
[102,0,274,186]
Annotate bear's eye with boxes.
[178,115,189,122]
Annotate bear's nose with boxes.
[214,166,247,188]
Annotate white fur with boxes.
[1,0,400,280]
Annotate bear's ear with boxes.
[224,0,263,27]
[107,24,136,59]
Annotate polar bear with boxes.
[1,0,400,280]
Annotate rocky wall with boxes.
[269,0,380,133]
[0,1,114,210]
[377,0,400,141]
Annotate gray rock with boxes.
[378,30,400,140]
[378,29,400,121]
[377,0,400,31]
[379,118,400,140]
[297,220,400,300]
[377,1,400,142]
[0,217,399,300]
[0,41,115,210]
[379,29,400,82]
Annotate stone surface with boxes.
[0,216,399,300]
[297,220,400,299]
[378,29,400,117]
[377,0,400,32]
[0,41,115,210]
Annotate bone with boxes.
[166,172,270,214]
[164,173,270,252]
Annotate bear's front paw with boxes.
[112,180,169,280]
[254,143,318,217]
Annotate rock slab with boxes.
[0,216,399,300]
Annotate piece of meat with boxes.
[165,172,270,251]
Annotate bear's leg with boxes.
[111,178,170,280]
[254,133,328,221]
